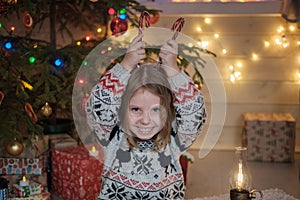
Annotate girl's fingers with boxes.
[131,33,144,44]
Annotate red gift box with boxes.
[51,145,104,200]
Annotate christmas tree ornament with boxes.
[150,12,160,24]
[6,139,24,156]
[6,0,17,5]
[23,11,33,28]
[0,2,8,15]
[110,17,128,35]
[0,91,4,105]
[21,79,33,90]
[25,102,38,123]
[40,102,52,117]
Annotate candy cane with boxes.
[138,11,150,35]
[171,17,185,40]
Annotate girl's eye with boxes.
[151,107,161,113]
[130,107,141,114]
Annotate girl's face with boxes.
[128,88,165,140]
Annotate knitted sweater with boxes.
[86,63,206,200]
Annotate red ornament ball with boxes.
[110,17,128,35]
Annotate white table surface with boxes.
[191,188,300,200]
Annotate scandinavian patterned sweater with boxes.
[86,63,206,200]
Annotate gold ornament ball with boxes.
[6,0,17,5]
[6,140,24,156]
[41,102,52,117]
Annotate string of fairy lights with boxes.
[1,11,300,83]
[191,17,300,83]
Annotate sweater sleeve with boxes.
[85,63,130,146]
[168,71,206,153]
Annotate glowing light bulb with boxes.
[264,40,270,47]
[86,36,91,41]
[53,58,63,67]
[222,49,227,54]
[78,78,86,85]
[204,18,211,24]
[214,33,219,39]
[196,26,202,32]
[119,8,126,14]
[289,25,296,32]
[108,8,115,15]
[277,26,284,33]
[76,41,81,46]
[4,41,12,49]
[201,41,209,48]
[252,53,258,60]
[119,14,126,20]
[97,27,102,33]
[29,56,36,64]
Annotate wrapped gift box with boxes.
[242,113,296,162]
[51,145,104,200]
[8,192,50,200]
[13,181,44,197]
[49,133,77,149]
[0,156,47,175]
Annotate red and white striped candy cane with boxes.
[138,11,150,35]
[171,17,185,40]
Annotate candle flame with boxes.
[237,162,243,190]
[22,176,27,182]
[91,146,96,153]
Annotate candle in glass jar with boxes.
[20,176,29,187]
[89,146,99,157]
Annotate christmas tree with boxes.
[0,0,213,155]
[0,0,159,154]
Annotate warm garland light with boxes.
[289,25,296,32]
[97,27,102,33]
[85,35,91,41]
[204,18,211,24]
[264,40,270,47]
[251,53,258,60]
[229,62,243,83]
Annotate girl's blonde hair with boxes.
[119,64,175,151]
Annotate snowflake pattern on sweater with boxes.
[86,64,206,200]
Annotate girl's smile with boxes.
[128,89,165,140]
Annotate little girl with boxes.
[86,33,206,199]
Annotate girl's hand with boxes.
[159,39,180,77]
[120,34,146,72]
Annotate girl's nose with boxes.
[141,112,151,124]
